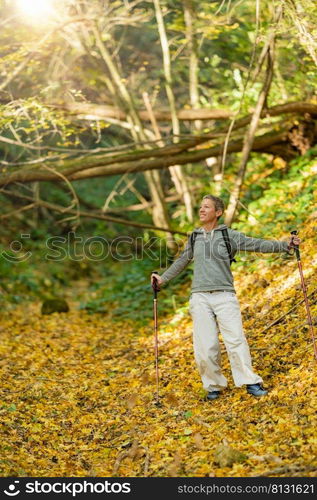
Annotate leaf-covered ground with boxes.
[0,216,317,477]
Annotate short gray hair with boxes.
[202,195,225,219]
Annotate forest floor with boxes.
[0,217,317,477]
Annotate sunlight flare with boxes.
[15,0,57,24]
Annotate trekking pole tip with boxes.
[153,398,163,407]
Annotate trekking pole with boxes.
[151,271,160,404]
[290,230,317,362]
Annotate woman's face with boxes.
[199,198,222,223]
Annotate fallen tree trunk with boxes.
[0,130,285,185]
[56,100,317,124]
[57,102,234,121]
[0,102,316,187]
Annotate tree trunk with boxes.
[93,25,176,249]
[154,0,194,222]
[224,40,276,226]
[224,4,284,226]
[206,157,223,196]
[184,0,205,208]
[184,0,201,130]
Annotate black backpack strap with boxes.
[190,228,236,266]
[189,231,197,255]
[221,227,237,266]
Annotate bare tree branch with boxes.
[0,189,187,235]
[0,202,36,220]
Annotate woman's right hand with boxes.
[151,272,163,288]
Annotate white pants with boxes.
[189,291,263,391]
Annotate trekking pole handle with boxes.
[151,270,160,298]
[290,230,300,261]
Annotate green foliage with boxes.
[79,243,192,325]
[233,146,317,237]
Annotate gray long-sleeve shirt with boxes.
[160,224,292,293]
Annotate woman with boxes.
[151,195,300,400]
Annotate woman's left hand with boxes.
[288,235,301,248]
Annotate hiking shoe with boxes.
[206,390,221,401]
[246,383,268,397]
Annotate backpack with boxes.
[189,227,237,266]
